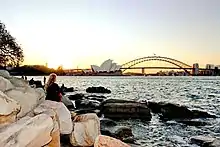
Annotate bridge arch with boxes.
[121,56,192,73]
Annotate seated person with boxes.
[44,73,62,102]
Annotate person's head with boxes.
[44,73,57,90]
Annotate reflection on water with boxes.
[28,76,220,146]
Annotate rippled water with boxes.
[30,76,220,147]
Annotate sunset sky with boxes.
[0,0,220,69]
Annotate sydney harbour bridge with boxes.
[64,56,213,75]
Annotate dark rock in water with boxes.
[100,129,115,137]
[86,86,111,93]
[64,87,74,92]
[100,99,152,120]
[68,94,84,101]
[72,109,100,115]
[100,118,117,128]
[190,136,219,147]
[148,101,216,120]
[86,94,107,102]
[75,99,100,109]
[176,119,209,126]
[100,125,135,144]
[114,126,134,140]
[29,80,43,88]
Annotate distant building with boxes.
[91,59,122,73]
[206,64,215,69]
[192,63,199,75]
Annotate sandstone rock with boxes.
[0,91,20,125]
[8,76,29,87]
[0,76,14,92]
[0,114,54,147]
[70,113,100,146]
[0,70,11,78]
[94,135,130,147]
[5,87,42,118]
[62,95,74,108]
[46,121,60,147]
[34,100,73,134]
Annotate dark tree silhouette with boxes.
[0,21,24,67]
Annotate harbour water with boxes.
[30,76,220,147]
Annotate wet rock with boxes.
[68,93,84,100]
[73,109,100,116]
[176,119,209,126]
[190,136,215,146]
[86,86,111,94]
[86,95,107,102]
[113,126,135,143]
[94,135,130,147]
[100,118,117,127]
[75,99,101,109]
[100,99,152,120]
[148,101,216,120]
[64,87,74,92]
[70,113,100,146]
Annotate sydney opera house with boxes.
[90,59,122,75]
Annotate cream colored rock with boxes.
[0,114,54,147]
[5,87,42,118]
[0,70,11,78]
[0,76,14,92]
[70,113,100,147]
[34,100,73,134]
[0,91,20,125]
[35,87,46,102]
[8,76,29,87]
[94,135,130,147]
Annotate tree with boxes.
[0,21,24,67]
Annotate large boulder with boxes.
[0,91,21,125]
[0,114,54,147]
[5,87,43,118]
[94,135,130,147]
[0,76,14,92]
[0,70,11,78]
[100,99,152,120]
[34,100,73,134]
[148,101,216,120]
[8,77,29,87]
[86,86,111,94]
[190,136,220,147]
[70,113,100,146]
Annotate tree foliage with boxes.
[0,21,24,67]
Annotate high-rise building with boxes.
[192,63,199,75]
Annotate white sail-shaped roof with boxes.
[91,59,121,72]
[91,65,100,72]
[115,65,122,71]
[99,59,113,72]
[110,63,117,71]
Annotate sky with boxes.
[0,0,220,69]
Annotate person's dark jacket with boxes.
[45,83,61,102]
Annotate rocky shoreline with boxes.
[0,70,219,147]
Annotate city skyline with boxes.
[1,0,220,69]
